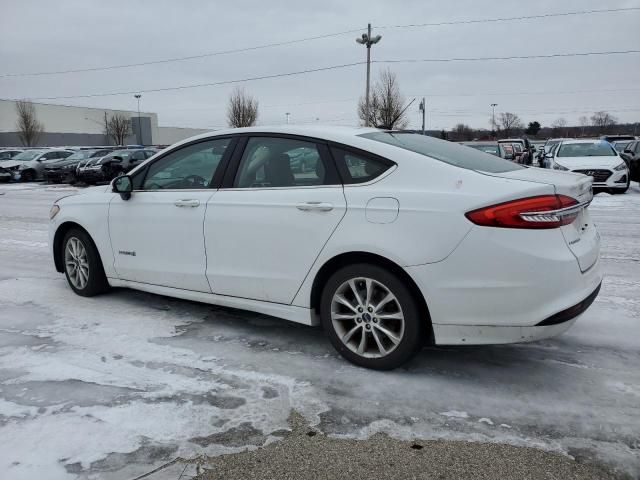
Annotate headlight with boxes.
[553,162,568,171]
[49,204,60,220]
[613,162,627,171]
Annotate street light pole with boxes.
[356,24,381,127]
[134,94,142,145]
[419,98,426,135]
[286,112,290,124]
[491,103,498,137]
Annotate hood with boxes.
[0,160,23,169]
[554,155,623,169]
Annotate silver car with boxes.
[1,149,73,181]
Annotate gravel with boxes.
[196,412,617,480]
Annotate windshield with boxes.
[613,142,631,152]
[360,132,522,173]
[557,142,617,157]
[12,150,44,161]
[98,150,130,164]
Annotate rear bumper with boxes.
[406,224,602,345]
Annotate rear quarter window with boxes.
[330,147,393,184]
[360,132,523,173]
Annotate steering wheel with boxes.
[182,174,207,188]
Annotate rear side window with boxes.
[360,132,523,173]
[234,137,337,188]
[330,147,392,184]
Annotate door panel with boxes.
[109,191,215,292]
[205,187,346,303]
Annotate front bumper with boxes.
[78,167,106,182]
[406,225,602,345]
[44,170,75,183]
[569,167,628,189]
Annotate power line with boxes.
[376,50,640,65]
[0,28,364,79]
[26,62,366,100]
[377,6,640,30]
[2,6,637,78]
[19,49,639,101]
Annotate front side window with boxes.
[557,142,617,157]
[360,132,523,173]
[234,137,334,188]
[142,138,230,190]
[330,147,392,184]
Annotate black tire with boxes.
[320,263,424,370]
[21,169,35,182]
[61,228,109,297]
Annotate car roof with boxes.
[165,125,380,150]
[558,139,611,145]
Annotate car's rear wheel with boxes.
[62,229,109,297]
[320,264,424,370]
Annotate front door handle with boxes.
[296,202,333,212]
[174,199,200,208]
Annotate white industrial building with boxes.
[0,99,210,147]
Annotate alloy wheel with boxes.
[64,237,90,290]
[331,277,405,358]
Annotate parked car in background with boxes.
[1,149,73,181]
[77,149,156,184]
[50,126,601,369]
[620,140,640,184]
[550,139,629,193]
[462,141,513,160]
[0,149,24,160]
[601,135,636,144]
[498,138,533,165]
[43,149,114,184]
[611,140,633,154]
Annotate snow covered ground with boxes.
[0,182,638,479]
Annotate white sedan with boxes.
[549,139,630,193]
[49,127,602,369]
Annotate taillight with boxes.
[465,195,579,229]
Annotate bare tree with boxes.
[578,115,590,137]
[227,88,259,128]
[497,112,523,138]
[453,123,475,141]
[358,69,409,130]
[106,114,132,145]
[552,117,568,137]
[590,111,617,133]
[15,100,44,146]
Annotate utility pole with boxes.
[356,24,382,127]
[490,103,498,138]
[134,94,142,145]
[419,98,426,135]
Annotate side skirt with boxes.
[107,278,316,326]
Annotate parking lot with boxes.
[0,182,639,479]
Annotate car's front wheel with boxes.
[62,229,109,296]
[321,264,424,370]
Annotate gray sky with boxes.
[1,0,639,130]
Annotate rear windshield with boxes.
[360,132,522,173]
[557,142,617,157]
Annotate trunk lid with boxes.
[485,167,598,272]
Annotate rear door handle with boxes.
[174,199,200,208]
[296,202,333,212]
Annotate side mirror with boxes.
[112,175,133,200]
